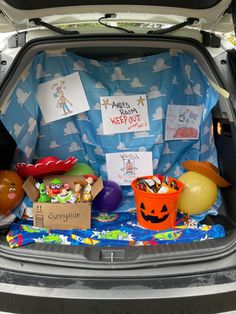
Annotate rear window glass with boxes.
[4,0,223,10]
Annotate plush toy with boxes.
[0,170,24,216]
[178,160,231,215]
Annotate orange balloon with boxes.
[0,170,24,216]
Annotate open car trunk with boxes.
[0,34,236,277]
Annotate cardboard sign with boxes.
[106,151,153,185]
[100,94,150,135]
[37,72,90,123]
[33,202,91,230]
[165,105,202,140]
[23,175,103,230]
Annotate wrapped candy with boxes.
[135,175,179,194]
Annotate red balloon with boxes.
[0,171,24,216]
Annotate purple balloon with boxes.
[92,180,122,212]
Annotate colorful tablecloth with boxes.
[6,211,225,248]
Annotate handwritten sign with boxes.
[100,95,150,135]
[106,151,153,185]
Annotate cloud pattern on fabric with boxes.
[131,78,144,88]
[90,60,101,67]
[16,88,31,106]
[111,67,129,81]
[127,58,146,64]
[49,141,59,149]
[152,107,165,120]
[14,123,24,137]
[28,117,36,133]
[95,81,105,88]
[114,89,125,96]
[156,134,164,144]
[0,49,220,216]
[153,58,171,72]
[133,131,154,138]
[94,145,104,156]
[73,60,88,72]
[64,122,78,135]
[147,85,166,99]
[68,142,83,152]
[117,142,127,150]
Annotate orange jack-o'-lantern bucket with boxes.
[131,175,184,231]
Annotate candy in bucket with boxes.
[131,175,184,231]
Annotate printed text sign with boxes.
[106,152,153,185]
[37,72,90,123]
[100,95,150,135]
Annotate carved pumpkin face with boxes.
[137,200,176,231]
[131,175,184,231]
[140,202,169,224]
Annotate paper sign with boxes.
[100,94,150,135]
[165,105,202,140]
[37,72,90,123]
[106,152,153,185]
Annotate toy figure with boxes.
[71,181,83,203]
[57,187,73,204]
[35,182,51,203]
[46,178,64,203]
[0,170,24,216]
[82,176,94,202]
[46,178,63,197]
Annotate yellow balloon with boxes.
[178,171,218,215]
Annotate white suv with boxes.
[0,1,236,313]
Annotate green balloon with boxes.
[65,163,96,176]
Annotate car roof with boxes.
[0,0,234,33]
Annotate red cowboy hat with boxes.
[182,160,231,188]
[16,156,78,178]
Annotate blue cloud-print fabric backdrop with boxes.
[0,49,220,217]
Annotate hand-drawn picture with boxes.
[106,152,153,185]
[51,80,73,115]
[122,156,137,176]
[165,105,202,140]
[37,72,90,123]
